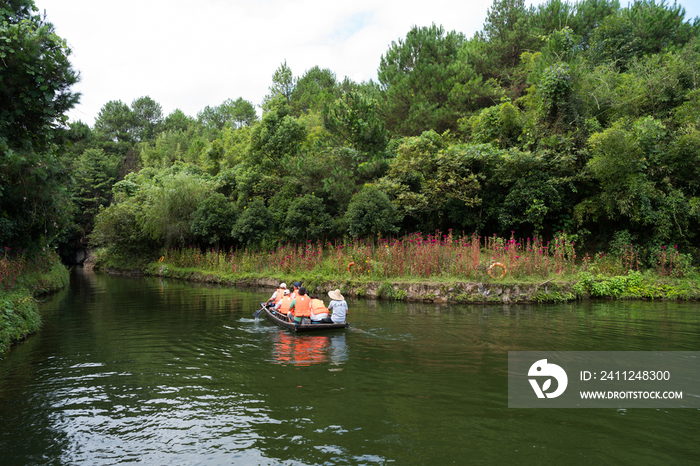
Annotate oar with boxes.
[253,304,266,318]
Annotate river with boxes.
[0,268,699,465]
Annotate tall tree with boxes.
[93,100,134,143]
[131,96,163,142]
[376,131,481,230]
[262,61,295,111]
[322,91,387,155]
[283,194,333,242]
[532,0,575,35]
[378,24,465,135]
[570,0,620,47]
[190,192,237,251]
[290,66,338,115]
[587,1,699,69]
[0,0,80,248]
[198,97,257,131]
[72,148,120,242]
[248,106,306,169]
[626,0,699,54]
[227,98,257,129]
[344,186,402,240]
[163,109,195,133]
[142,171,213,246]
[0,0,79,153]
[483,0,538,67]
[231,199,274,248]
[478,0,540,96]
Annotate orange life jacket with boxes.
[310,299,329,316]
[278,295,293,314]
[274,288,285,304]
[292,295,312,317]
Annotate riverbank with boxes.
[96,259,700,304]
[0,255,70,354]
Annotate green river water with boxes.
[0,268,699,465]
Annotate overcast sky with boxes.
[34,0,700,126]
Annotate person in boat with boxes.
[328,289,348,323]
[287,286,312,324]
[274,289,293,320]
[309,295,333,323]
[266,282,287,306]
[290,281,302,299]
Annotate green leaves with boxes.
[290,66,338,116]
[469,101,524,148]
[540,63,572,109]
[376,131,488,230]
[322,91,387,155]
[0,5,78,155]
[13,0,700,263]
[197,97,256,132]
[72,148,120,229]
[283,195,333,243]
[583,114,700,246]
[378,24,465,135]
[93,100,135,143]
[191,192,237,247]
[262,61,295,112]
[344,187,401,239]
[248,106,306,169]
[141,171,214,246]
[231,199,274,248]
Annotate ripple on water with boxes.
[1,273,699,465]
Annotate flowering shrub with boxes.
[161,231,581,280]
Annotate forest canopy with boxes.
[3,0,700,266]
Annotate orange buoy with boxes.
[487,262,507,279]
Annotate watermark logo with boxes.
[510,352,700,408]
[528,359,568,399]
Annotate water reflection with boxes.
[2,271,700,465]
[272,333,348,366]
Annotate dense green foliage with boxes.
[86,0,700,265]
[1,249,69,354]
[3,0,700,273]
[0,291,39,354]
[1,1,79,249]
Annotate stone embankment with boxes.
[104,266,576,303]
[231,277,575,304]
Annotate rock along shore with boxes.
[104,265,577,304]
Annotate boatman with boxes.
[288,286,312,324]
[266,282,287,306]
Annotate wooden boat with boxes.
[260,303,349,332]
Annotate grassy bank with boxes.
[0,250,70,354]
[93,231,700,303]
[94,254,700,305]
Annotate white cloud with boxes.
[33,0,700,125]
[30,0,495,123]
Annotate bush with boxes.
[231,199,275,248]
[344,186,401,239]
[283,194,333,243]
[0,291,39,354]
